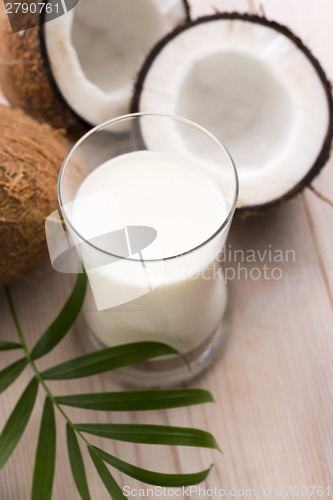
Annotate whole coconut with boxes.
[0,105,68,284]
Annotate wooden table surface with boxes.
[1,1,333,499]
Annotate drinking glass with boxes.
[58,113,238,386]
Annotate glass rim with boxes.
[58,112,239,262]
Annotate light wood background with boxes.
[1,0,333,499]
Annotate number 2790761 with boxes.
[5,2,60,14]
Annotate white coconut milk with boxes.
[72,150,229,353]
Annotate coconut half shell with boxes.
[131,13,333,213]
[0,0,190,130]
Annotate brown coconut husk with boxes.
[0,104,68,284]
[0,12,77,131]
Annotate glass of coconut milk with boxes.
[58,113,238,386]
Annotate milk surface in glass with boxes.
[71,150,229,353]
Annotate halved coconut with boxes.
[41,0,190,127]
[0,0,189,129]
[132,14,333,213]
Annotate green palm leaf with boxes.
[0,377,39,469]
[56,388,214,411]
[89,447,126,500]
[66,424,91,500]
[76,423,220,450]
[91,446,213,486]
[0,358,28,394]
[31,397,56,500]
[30,272,87,360]
[41,342,186,380]
[3,272,220,499]
[0,341,22,351]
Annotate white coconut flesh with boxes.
[135,19,331,208]
[43,0,187,126]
